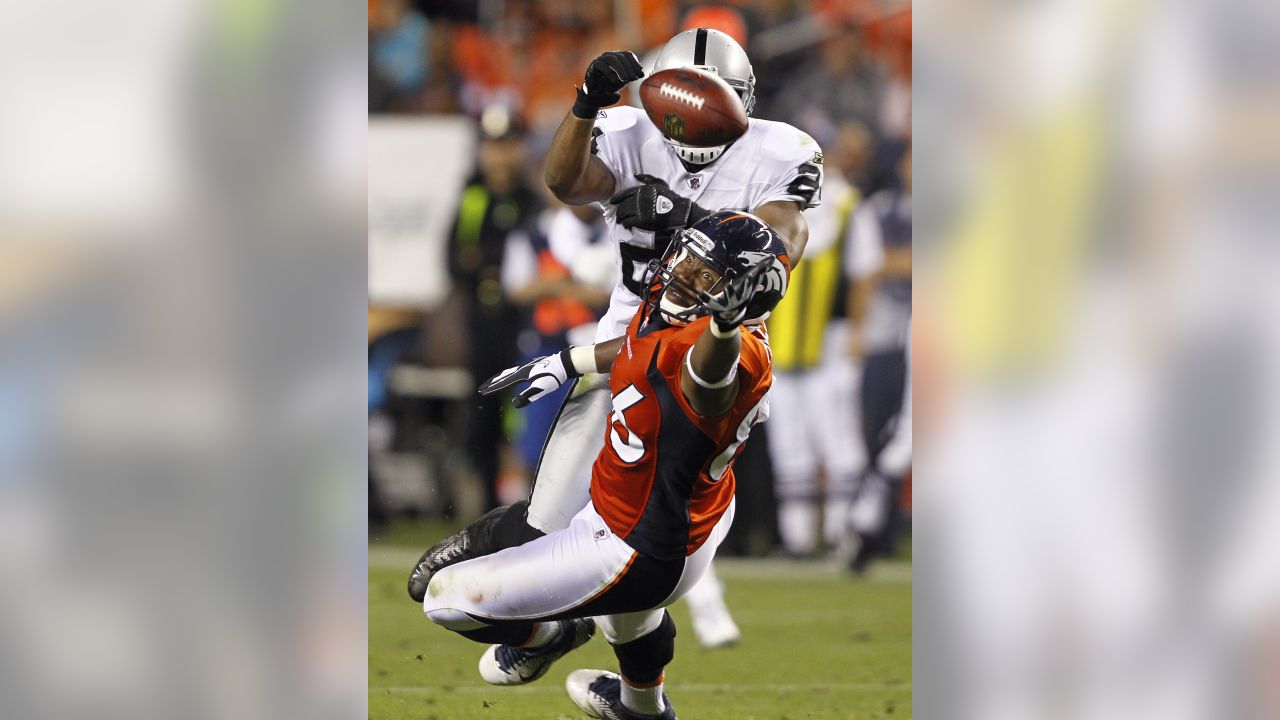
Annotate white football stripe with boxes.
[658,83,706,110]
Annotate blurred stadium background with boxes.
[8,0,1276,717]
[367,1,912,717]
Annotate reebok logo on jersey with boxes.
[655,196,674,215]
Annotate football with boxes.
[639,67,749,148]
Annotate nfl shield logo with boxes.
[688,176,701,190]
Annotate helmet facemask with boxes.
[645,212,791,329]
[645,229,732,326]
[664,138,729,165]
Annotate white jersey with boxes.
[589,106,824,341]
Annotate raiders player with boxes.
[409,28,821,648]
[422,212,789,720]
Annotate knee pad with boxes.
[611,611,676,685]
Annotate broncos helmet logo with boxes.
[734,250,789,324]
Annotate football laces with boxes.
[658,83,705,110]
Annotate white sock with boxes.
[520,621,561,649]
[778,499,818,555]
[823,496,854,548]
[621,675,666,716]
[849,472,891,535]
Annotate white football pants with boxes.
[424,500,734,644]
[525,378,612,533]
[766,323,866,553]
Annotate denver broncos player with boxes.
[410,28,820,649]
[420,213,788,720]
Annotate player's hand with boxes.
[573,51,644,117]
[700,257,773,331]
[610,173,711,232]
[478,349,580,408]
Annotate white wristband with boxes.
[568,345,599,375]
[708,319,738,339]
[684,348,738,389]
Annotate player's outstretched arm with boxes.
[478,337,624,408]
[544,51,644,205]
[680,260,772,416]
[753,200,809,265]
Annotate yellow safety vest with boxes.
[767,187,859,371]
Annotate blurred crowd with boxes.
[368,0,911,563]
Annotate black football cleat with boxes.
[478,618,596,685]
[406,505,506,602]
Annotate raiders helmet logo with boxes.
[655,196,674,215]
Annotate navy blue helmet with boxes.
[647,211,791,327]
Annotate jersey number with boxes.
[618,229,676,297]
[708,396,769,481]
[608,384,646,463]
[787,162,823,205]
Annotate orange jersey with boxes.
[590,313,772,560]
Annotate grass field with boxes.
[370,524,911,720]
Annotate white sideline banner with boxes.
[368,116,475,308]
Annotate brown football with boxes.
[639,67,749,148]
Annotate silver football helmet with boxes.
[651,28,756,165]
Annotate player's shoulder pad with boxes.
[594,105,647,133]
[749,119,825,167]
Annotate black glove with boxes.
[573,51,645,119]
[478,349,580,408]
[610,173,712,232]
[700,257,774,331]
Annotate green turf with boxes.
[369,539,911,720]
